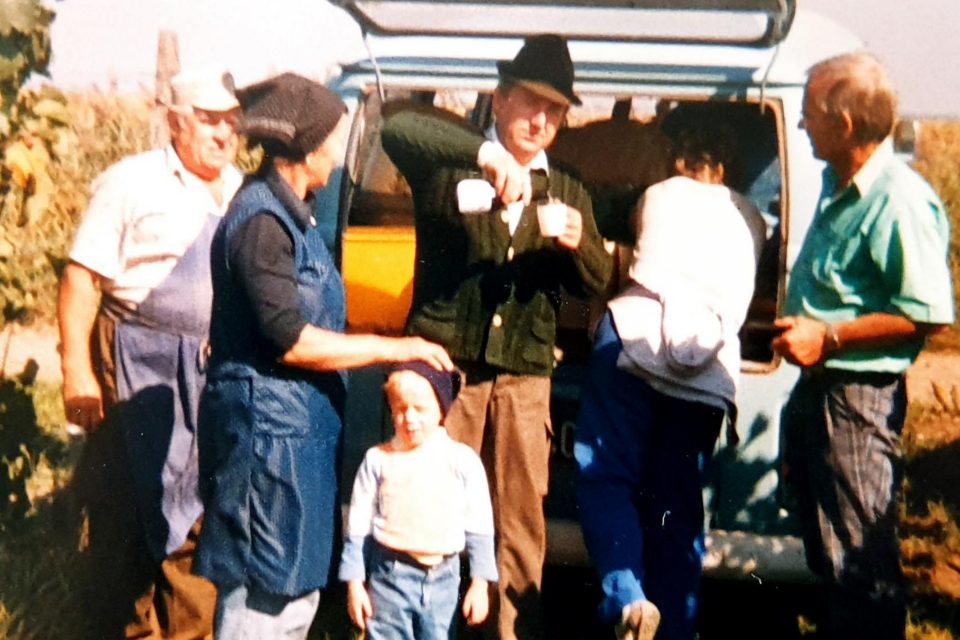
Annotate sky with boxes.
[43,0,960,117]
[802,0,959,117]
[46,0,367,88]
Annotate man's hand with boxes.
[462,578,490,626]
[556,206,583,250]
[772,316,829,367]
[478,144,531,207]
[62,367,104,432]
[59,262,105,433]
[397,336,455,371]
[346,580,373,631]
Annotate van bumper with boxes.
[545,518,817,583]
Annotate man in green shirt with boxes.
[774,52,953,640]
[381,35,612,640]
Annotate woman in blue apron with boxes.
[195,73,453,640]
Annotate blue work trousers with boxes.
[574,313,722,640]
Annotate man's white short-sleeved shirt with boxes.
[69,146,242,305]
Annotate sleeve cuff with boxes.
[338,535,370,582]
[464,532,498,582]
[889,298,955,325]
[476,141,498,169]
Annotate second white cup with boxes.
[537,201,567,237]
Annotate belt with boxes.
[800,366,903,386]
[373,542,458,571]
[100,295,209,340]
[100,296,211,372]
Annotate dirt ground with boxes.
[6,323,960,406]
[0,324,62,384]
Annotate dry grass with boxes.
[915,121,960,352]
[902,400,960,638]
[888,126,960,640]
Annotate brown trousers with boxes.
[444,364,552,640]
[125,520,215,640]
[78,417,215,640]
[79,455,215,639]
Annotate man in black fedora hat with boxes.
[380,34,612,640]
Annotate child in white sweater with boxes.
[339,362,497,639]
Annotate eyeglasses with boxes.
[192,108,241,129]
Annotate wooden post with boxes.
[150,30,180,149]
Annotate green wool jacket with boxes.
[382,109,613,377]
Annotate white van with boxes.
[317,0,870,583]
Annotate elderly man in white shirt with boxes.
[58,68,241,640]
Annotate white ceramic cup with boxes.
[537,201,568,237]
[457,179,496,214]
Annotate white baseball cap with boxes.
[170,68,240,112]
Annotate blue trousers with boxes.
[574,313,723,640]
[366,544,461,640]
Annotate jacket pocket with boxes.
[251,377,312,437]
[521,309,556,367]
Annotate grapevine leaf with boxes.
[0,50,27,83]
[21,115,61,142]
[31,97,69,124]
[24,164,52,224]
[3,138,33,188]
[0,0,42,38]
[30,27,50,72]
[34,84,64,102]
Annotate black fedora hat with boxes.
[497,34,581,107]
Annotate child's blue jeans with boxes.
[366,543,461,640]
[574,312,723,640]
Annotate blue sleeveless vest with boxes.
[197,177,346,596]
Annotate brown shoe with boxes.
[614,599,661,640]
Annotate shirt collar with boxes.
[264,166,315,231]
[824,138,894,200]
[484,125,550,173]
[164,145,189,180]
[164,145,243,204]
[850,138,894,197]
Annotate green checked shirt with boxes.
[785,140,954,373]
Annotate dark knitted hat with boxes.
[497,34,581,106]
[387,362,462,417]
[236,72,346,158]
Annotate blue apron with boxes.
[111,213,219,561]
[197,177,347,597]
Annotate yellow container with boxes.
[341,226,416,333]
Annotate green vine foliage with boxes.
[0,0,53,121]
[0,0,67,324]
